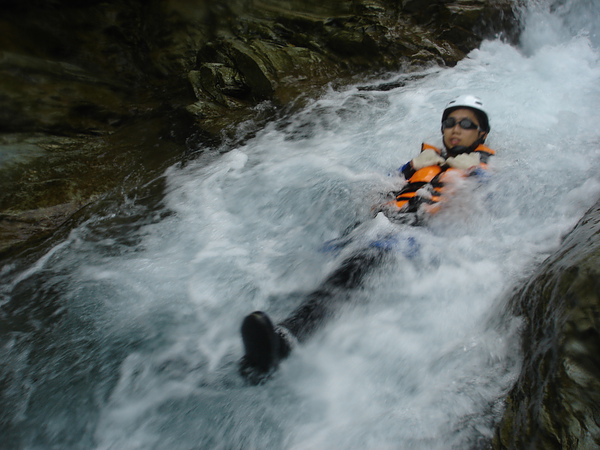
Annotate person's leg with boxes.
[279,248,385,340]
[239,247,387,382]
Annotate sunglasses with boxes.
[442,117,481,131]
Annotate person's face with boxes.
[442,108,487,149]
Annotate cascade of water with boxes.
[1,0,599,448]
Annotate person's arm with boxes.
[445,152,481,170]
[446,148,494,180]
[399,160,415,179]
[400,147,445,178]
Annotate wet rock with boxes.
[183,0,518,134]
[0,51,132,134]
[494,199,600,449]
[0,121,186,256]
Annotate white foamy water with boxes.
[1,0,600,448]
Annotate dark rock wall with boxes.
[494,198,600,449]
[0,0,519,137]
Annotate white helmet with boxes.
[442,95,490,132]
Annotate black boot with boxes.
[239,311,292,383]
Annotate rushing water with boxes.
[2,0,600,448]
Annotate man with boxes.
[239,95,494,383]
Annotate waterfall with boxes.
[1,0,599,448]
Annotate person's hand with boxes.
[445,152,480,170]
[411,149,445,170]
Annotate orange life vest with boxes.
[390,143,495,213]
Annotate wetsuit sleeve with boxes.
[475,150,492,164]
[399,161,415,179]
[468,152,494,180]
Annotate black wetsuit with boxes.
[278,246,387,341]
[239,246,388,383]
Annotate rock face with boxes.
[494,199,600,449]
[183,0,518,135]
[0,0,518,255]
